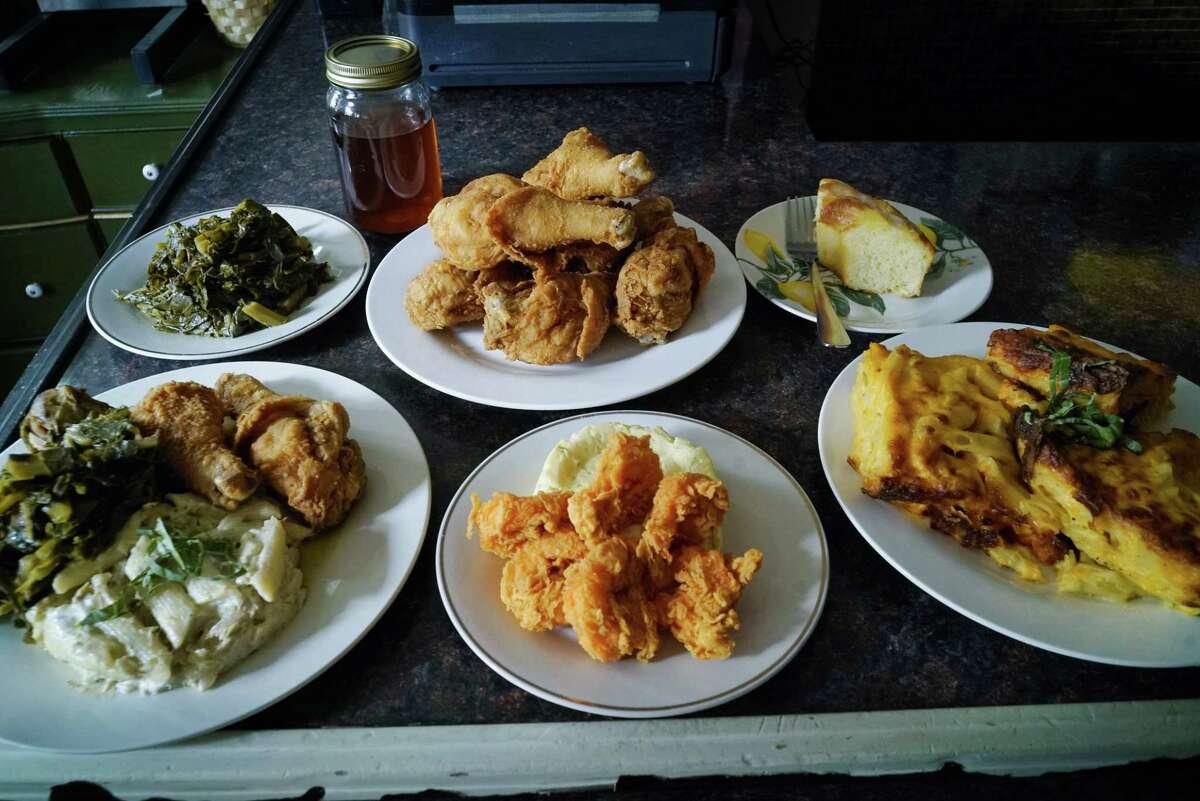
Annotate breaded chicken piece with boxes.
[131,381,259,510]
[405,259,484,331]
[486,186,636,270]
[428,173,526,270]
[480,271,613,365]
[216,373,366,532]
[500,531,588,631]
[639,473,729,559]
[616,225,715,345]
[629,196,676,241]
[467,491,575,559]
[522,127,655,200]
[563,538,660,662]
[568,433,664,545]
[657,546,762,660]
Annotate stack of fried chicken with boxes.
[130,374,366,533]
[468,432,763,662]
[405,128,717,364]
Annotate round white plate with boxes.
[0,361,431,752]
[736,198,993,333]
[818,321,1200,667]
[87,205,370,360]
[437,411,828,717]
[366,214,746,410]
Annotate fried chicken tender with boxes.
[480,272,613,365]
[640,473,729,559]
[486,186,636,269]
[131,381,259,510]
[522,127,656,200]
[563,538,660,662]
[500,531,588,631]
[467,491,574,558]
[568,433,663,545]
[405,259,484,331]
[428,173,526,270]
[216,373,366,531]
[616,225,716,345]
[657,546,762,660]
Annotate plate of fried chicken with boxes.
[436,411,828,718]
[366,128,746,410]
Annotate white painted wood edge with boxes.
[4,699,1199,799]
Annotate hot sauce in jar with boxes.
[325,36,443,234]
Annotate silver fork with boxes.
[784,196,849,348]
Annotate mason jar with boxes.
[325,35,443,234]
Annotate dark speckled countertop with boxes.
[46,0,1200,767]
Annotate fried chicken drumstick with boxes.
[131,381,259,510]
[216,373,366,531]
[522,127,656,200]
[486,186,636,269]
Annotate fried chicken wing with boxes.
[480,271,613,365]
[486,186,636,270]
[405,259,484,331]
[500,530,588,631]
[640,473,729,559]
[616,225,716,345]
[131,381,259,510]
[563,538,660,662]
[467,490,575,558]
[522,128,655,200]
[216,373,366,531]
[428,173,526,270]
[567,433,664,545]
[656,546,762,660]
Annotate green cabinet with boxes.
[0,139,81,225]
[0,222,102,343]
[67,128,186,209]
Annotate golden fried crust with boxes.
[405,259,484,331]
[615,225,715,345]
[562,538,660,662]
[467,491,575,559]
[485,186,636,264]
[656,546,762,660]
[1023,430,1200,610]
[428,173,526,270]
[500,530,588,631]
[640,473,729,559]
[479,272,613,365]
[848,343,1069,566]
[567,433,664,545]
[522,127,655,200]
[986,325,1176,426]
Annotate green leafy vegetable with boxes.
[80,519,244,626]
[1,389,159,620]
[115,198,333,338]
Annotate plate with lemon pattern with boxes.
[735,198,993,333]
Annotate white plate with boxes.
[0,361,431,752]
[818,322,1200,667]
[87,205,370,360]
[736,198,993,333]
[436,411,828,717]
[366,214,746,410]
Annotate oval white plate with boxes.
[736,198,993,333]
[818,322,1200,667]
[0,361,431,752]
[437,411,828,717]
[87,205,370,360]
[366,214,746,410]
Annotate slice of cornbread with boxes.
[815,179,936,298]
[986,324,1176,428]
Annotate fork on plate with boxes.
[784,196,850,348]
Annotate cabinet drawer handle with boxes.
[142,163,161,181]
[25,282,44,299]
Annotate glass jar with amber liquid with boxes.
[325,35,443,234]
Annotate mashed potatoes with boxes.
[535,423,717,494]
[26,493,308,694]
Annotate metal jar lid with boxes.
[325,35,422,89]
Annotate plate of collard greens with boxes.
[87,202,369,360]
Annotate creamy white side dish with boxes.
[535,423,718,494]
[26,493,308,694]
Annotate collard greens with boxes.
[116,198,333,337]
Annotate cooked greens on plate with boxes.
[1,388,159,619]
[115,198,333,338]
